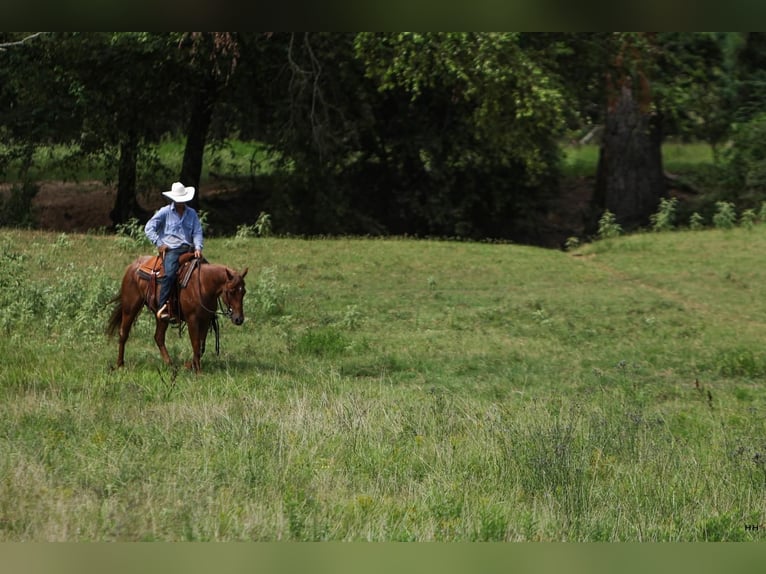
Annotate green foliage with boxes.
[115,217,151,250]
[689,212,705,230]
[354,32,565,183]
[650,197,679,232]
[713,201,737,229]
[740,208,757,229]
[231,212,273,242]
[564,236,581,251]
[254,211,272,237]
[251,266,287,317]
[597,210,622,240]
[294,328,348,357]
[721,114,766,197]
[0,244,113,339]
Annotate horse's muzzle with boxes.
[232,315,244,326]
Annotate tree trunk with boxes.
[110,130,145,226]
[594,83,665,230]
[179,74,219,211]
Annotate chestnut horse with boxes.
[108,255,248,372]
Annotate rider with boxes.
[144,182,204,321]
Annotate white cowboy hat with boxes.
[162,181,195,203]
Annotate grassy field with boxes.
[4,140,712,184]
[1,225,766,541]
[0,139,281,185]
[563,142,715,177]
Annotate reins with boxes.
[192,261,240,357]
[195,262,235,320]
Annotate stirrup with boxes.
[156,303,170,320]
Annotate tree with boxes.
[0,32,79,177]
[177,32,241,210]
[251,33,567,240]
[61,33,189,225]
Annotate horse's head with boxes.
[222,267,248,325]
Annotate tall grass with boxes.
[1,228,766,540]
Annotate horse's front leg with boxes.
[153,319,173,366]
[186,318,205,373]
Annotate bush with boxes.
[597,210,622,240]
[689,212,705,230]
[650,197,678,232]
[712,201,737,229]
[724,114,766,194]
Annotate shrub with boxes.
[723,114,766,194]
[597,210,622,240]
[712,201,736,229]
[252,267,287,317]
[115,217,151,250]
[740,208,757,230]
[689,212,705,230]
[650,197,678,232]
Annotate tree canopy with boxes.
[1,32,764,244]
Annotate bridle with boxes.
[218,280,246,319]
[197,267,245,319]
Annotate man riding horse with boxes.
[109,181,248,372]
[144,182,204,321]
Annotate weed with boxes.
[232,212,272,242]
[252,267,287,317]
[713,201,737,229]
[115,217,151,250]
[740,208,757,230]
[650,197,678,232]
[254,211,272,237]
[597,210,622,240]
[340,304,363,330]
[234,223,258,241]
[689,212,705,230]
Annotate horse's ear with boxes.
[226,268,233,281]
[241,267,248,279]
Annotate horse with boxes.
[107,254,248,372]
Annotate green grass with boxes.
[562,142,716,177]
[4,140,714,184]
[0,140,281,185]
[1,227,766,540]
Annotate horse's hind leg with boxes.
[117,298,143,367]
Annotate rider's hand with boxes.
[194,249,202,259]
[158,245,168,256]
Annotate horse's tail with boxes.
[106,294,123,338]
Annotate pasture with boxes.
[1,226,766,541]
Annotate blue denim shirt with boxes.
[144,203,203,251]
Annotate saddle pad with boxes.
[136,252,197,280]
[137,255,165,279]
